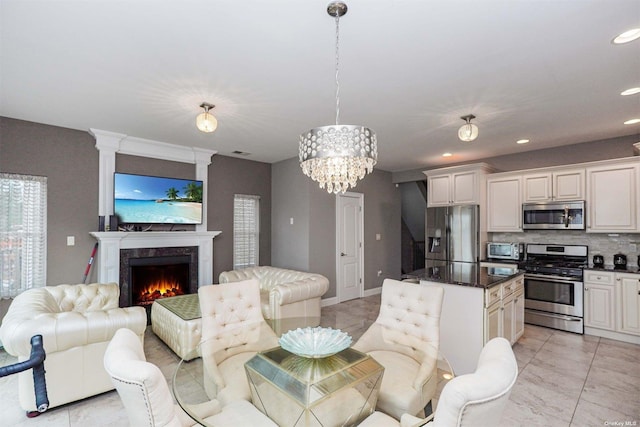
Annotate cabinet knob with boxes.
[585,288,589,291]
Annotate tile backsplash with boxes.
[491,231,639,268]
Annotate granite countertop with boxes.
[403,261,523,289]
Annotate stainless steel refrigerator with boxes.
[426,205,480,264]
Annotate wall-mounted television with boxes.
[114,172,203,224]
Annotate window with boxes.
[233,194,259,269]
[0,173,47,298]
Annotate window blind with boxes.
[233,194,259,269]
[0,173,47,298]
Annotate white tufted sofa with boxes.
[218,266,329,322]
[0,283,147,412]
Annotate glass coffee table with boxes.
[245,346,384,427]
[172,317,453,426]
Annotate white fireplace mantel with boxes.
[90,231,221,286]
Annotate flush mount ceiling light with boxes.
[624,118,640,125]
[621,87,640,96]
[299,1,378,194]
[196,102,217,133]
[516,139,530,144]
[612,28,640,44]
[458,114,479,142]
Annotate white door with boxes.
[336,192,363,302]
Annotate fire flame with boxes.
[136,278,185,305]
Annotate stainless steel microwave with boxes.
[487,242,523,260]
[522,201,585,230]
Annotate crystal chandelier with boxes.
[299,1,377,194]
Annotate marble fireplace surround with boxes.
[90,231,221,292]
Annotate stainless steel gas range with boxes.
[520,244,588,334]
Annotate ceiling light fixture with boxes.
[196,102,217,133]
[621,87,640,96]
[612,28,640,44]
[516,139,530,144]
[442,152,453,157]
[299,1,377,194]
[624,118,640,125]
[458,114,479,142]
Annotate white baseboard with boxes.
[584,327,640,345]
[321,287,381,307]
[321,296,338,307]
[364,287,382,297]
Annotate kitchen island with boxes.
[405,262,524,375]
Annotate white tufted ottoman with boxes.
[151,294,202,360]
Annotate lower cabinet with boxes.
[484,274,525,346]
[618,272,640,335]
[421,273,525,375]
[584,269,640,343]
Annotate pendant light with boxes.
[299,1,378,194]
[196,102,217,133]
[458,114,478,142]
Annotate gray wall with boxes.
[272,157,401,298]
[209,155,271,280]
[392,134,639,183]
[0,117,271,286]
[1,117,99,285]
[271,157,310,270]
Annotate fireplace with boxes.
[119,246,199,309]
[130,255,190,306]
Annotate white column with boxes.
[90,129,127,217]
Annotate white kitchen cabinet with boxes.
[617,272,640,336]
[483,274,524,346]
[586,159,639,232]
[486,175,522,232]
[424,163,493,207]
[513,287,525,342]
[421,272,524,374]
[584,269,640,344]
[523,168,584,202]
[584,271,615,331]
[485,301,501,342]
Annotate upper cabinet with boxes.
[424,163,494,207]
[523,168,585,202]
[586,158,640,233]
[487,174,522,232]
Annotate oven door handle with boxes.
[527,310,582,322]
[524,273,581,284]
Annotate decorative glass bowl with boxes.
[279,327,352,358]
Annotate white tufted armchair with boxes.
[218,266,329,323]
[0,283,146,412]
[358,337,518,427]
[353,278,444,420]
[104,328,277,427]
[198,280,279,405]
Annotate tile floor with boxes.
[1,294,639,426]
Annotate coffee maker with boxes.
[613,253,627,270]
[593,255,604,268]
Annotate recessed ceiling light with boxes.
[612,28,640,44]
[621,87,640,96]
[516,139,530,144]
[624,118,640,125]
[442,152,453,157]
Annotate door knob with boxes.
[341,252,347,257]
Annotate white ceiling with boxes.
[1,0,639,172]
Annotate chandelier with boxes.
[299,1,377,194]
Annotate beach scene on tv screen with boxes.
[114,174,203,224]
